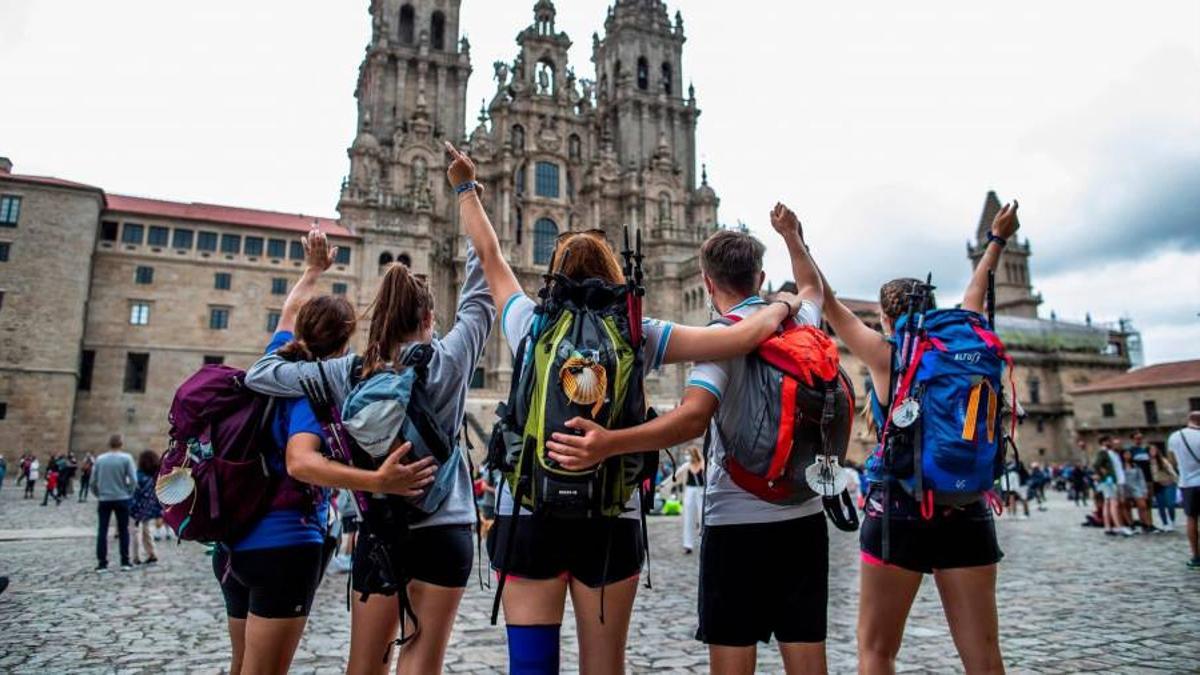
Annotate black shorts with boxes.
[214,543,328,619]
[696,514,829,646]
[860,484,1003,574]
[1182,487,1200,517]
[487,515,644,588]
[341,515,359,534]
[352,522,474,594]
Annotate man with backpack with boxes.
[91,435,138,571]
[546,204,834,673]
[1167,411,1200,568]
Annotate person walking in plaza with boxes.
[0,455,7,492]
[243,225,482,675]
[542,204,827,674]
[23,456,38,499]
[443,143,804,674]
[130,450,162,565]
[41,462,61,507]
[92,435,138,571]
[1149,444,1178,531]
[800,200,1020,674]
[676,445,705,555]
[78,453,94,502]
[1167,411,1200,567]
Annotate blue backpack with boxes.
[879,305,1016,516]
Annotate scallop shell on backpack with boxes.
[155,466,195,506]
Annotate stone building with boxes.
[0,0,720,458]
[1071,359,1200,449]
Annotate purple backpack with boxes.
[158,365,312,543]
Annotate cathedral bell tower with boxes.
[339,0,472,325]
[968,190,1042,319]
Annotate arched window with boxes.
[398,5,415,45]
[661,62,673,95]
[533,218,558,265]
[568,134,582,161]
[397,253,413,268]
[535,59,555,96]
[535,162,560,198]
[378,252,394,266]
[430,11,446,50]
[658,192,672,223]
[511,124,525,152]
[637,57,649,90]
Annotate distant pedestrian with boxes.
[675,445,705,555]
[1004,459,1030,519]
[130,450,162,565]
[23,457,38,499]
[1122,448,1156,533]
[92,434,138,572]
[0,455,7,491]
[1166,411,1200,568]
[1150,444,1179,531]
[42,464,61,506]
[78,453,94,502]
[1094,436,1133,537]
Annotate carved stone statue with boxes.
[537,66,551,95]
[493,60,509,88]
[580,79,596,104]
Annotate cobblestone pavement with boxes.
[1,484,1197,674]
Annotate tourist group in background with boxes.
[16,139,1195,675]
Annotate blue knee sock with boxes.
[507,624,560,675]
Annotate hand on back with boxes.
[992,200,1019,240]
[774,291,804,316]
[374,441,436,497]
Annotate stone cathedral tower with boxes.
[341,0,720,396]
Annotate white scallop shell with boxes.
[571,368,601,400]
[155,466,195,506]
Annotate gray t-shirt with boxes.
[91,451,137,502]
[244,243,495,529]
[495,293,676,520]
[686,296,825,526]
[1168,427,1200,489]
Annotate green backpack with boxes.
[487,228,658,623]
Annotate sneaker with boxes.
[145,557,158,565]
[1104,530,1118,537]
[1187,558,1200,569]
[120,563,133,571]
[1119,527,1135,537]
[95,564,109,573]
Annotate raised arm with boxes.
[815,257,893,395]
[544,388,719,470]
[445,142,524,310]
[279,225,338,333]
[963,200,1019,314]
[662,294,800,365]
[769,203,823,310]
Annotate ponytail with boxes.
[362,262,435,377]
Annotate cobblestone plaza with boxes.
[0,486,1196,673]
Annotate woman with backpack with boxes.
[218,229,436,675]
[443,142,806,674]
[243,223,494,675]
[812,201,1020,674]
[130,450,162,565]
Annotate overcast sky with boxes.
[2,1,1197,364]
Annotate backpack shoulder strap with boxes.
[1178,430,1200,465]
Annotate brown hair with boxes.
[551,232,624,284]
[277,296,357,362]
[361,262,435,377]
[137,449,160,476]
[700,230,765,298]
[879,278,938,322]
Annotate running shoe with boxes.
[1188,558,1200,569]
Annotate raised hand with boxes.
[374,441,436,497]
[301,223,337,273]
[769,202,804,244]
[444,141,477,190]
[992,200,1020,240]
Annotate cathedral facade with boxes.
[340,0,719,395]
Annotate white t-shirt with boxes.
[495,293,675,519]
[1168,427,1200,489]
[686,296,825,526]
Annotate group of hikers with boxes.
[6,452,93,504]
[155,140,1023,675]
